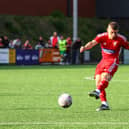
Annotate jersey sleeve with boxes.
[122,41,129,49]
[94,33,104,43]
[119,35,129,49]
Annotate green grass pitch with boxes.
[0,65,129,129]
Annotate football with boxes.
[58,93,72,108]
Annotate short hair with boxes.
[108,21,119,30]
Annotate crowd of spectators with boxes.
[0,32,83,64]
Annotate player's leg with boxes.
[96,73,108,103]
[88,74,101,99]
[89,72,111,111]
[88,60,102,99]
[96,74,101,87]
[89,73,110,101]
[89,73,110,98]
[96,89,110,111]
[97,72,110,91]
[96,60,118,95]
[97,63,118,111]
[96,72,111,111]
[88,60,118,111]
[100,90,107,102]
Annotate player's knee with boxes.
[101,72,111,81]
[96,74,101,86]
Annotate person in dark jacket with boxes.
[1,36,9,48]
[37,36,45,48]
[72,38,82,64]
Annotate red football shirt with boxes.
[52,37,58,47]
[94,32,129,61]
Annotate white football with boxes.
[58,93,72,108]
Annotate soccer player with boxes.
[80,21,129,111]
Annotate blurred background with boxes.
[0,0,129,65]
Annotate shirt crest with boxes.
[103,42,107,46]
[114,41,117,46]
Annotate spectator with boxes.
[37,36,45,48]
[35,42,44,50]
[23,40,32,50]
[45,40,52,48]
[66,37,72,64]
[72,38,82,64]
[3,35,9,48]
[58,35,67,64]
[0,38,4,48]
[9,38,21,49]
[50,32,60,48]
[8,40,14,48]
[35,36,45,50]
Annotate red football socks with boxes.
[97,80,109,91]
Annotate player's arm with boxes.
[122,41,129,49]
[80,40,98,53]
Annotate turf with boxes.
[0,65,129,129]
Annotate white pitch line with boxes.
[0,122,129,126]
[84,77,94,80]
[84,77,129,82]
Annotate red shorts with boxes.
[95,58,119,78]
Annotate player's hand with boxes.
[80,46,85,53]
